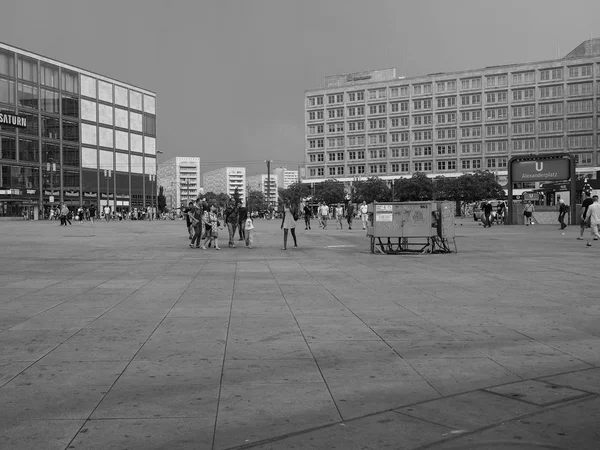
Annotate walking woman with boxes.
[280,201,298,250]
[201,204,221,250]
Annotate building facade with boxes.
[273,167,298,189]
[247,174,277,206]
[157,156,200,210]
[304,39,600,187]
[203,166,246,203]
[0,42,157,219]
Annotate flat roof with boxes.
[0,41,156,96]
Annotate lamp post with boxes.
[104,169,112,211]
[155,150,163,219]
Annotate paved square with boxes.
[0,218,599,449]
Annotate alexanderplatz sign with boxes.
[507,153,576,225]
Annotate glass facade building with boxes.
[304,39,600,186]
[0,42,157,219]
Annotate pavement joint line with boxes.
[482,385,593,408]
[61,252,207,450]
[211,260,238,450]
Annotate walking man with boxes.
[319,203,329,229]
[578,191,594,241]
[346,202,355,230]
[359,201,368,230]
[224,200,239,248]
[558,198,568,230]
[483,201,493,228]
[303,203,311,230]
[584,195,600,247]
[103,204,111,222]
[237,203,247,242]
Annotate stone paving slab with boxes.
[0,218,599,449]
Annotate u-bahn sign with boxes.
[507,153,576,225]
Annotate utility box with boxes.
[366,201,456,254]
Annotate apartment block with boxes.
[247,173,277,206]
[157,156,200,210]
[203,166,246,203]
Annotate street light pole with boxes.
[156,150,163,219]
[265,160,272,212]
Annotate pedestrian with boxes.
[319,202,329,230]
[103,205,111,222]
[578,191,594,241]
[201,204,221,250]
[280,201,298,250]
[237,204,247,242]
[61,203,71,226]
[335,204,344,229]
[183,201,194,239]
[317,202,323,228]
[346,202,355,230]
[244,209,254,248]
[303,203,312,230]
[359,201,368,230]
[224,200,239,248]
[558,198,568,230]
[188,199,203,249]
[49,206,55,221]
[483,201,493,228]
[523,201,534,226]
[89,204,96,227]
[584,195,600,247]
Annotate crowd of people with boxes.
[48,204,157,226]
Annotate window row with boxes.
[0,136,79,165]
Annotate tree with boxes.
[278,182,311,206]
[455,171,506,203]
[232,187,242,205]
[432,176,460,201]
[313,179,345,205]
[203,191,230,208]
[247,190,267,213]
[157,186,167,213]
[394,172,433,201]
[352,177,391,203]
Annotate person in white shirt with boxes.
[359,201,369,230]
[335,204,344,229]
[584,195,600,247]
[244,212,254,248]
[319,203,329,229]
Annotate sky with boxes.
[2,0,600,176]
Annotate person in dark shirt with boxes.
[346,202,355,230]
[558,198,568,230]
[183,201,194,239]
[483,202,493,228]
[303,204,312,230]
[224,200,239,248]
[578,191,594,240]
[237,204,247,241]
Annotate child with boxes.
[244,210,254,248]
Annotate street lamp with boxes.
[104,169,112,211]
[155,150,164,219]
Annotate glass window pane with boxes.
[62,94,79,117]
[63,169,79,188]
[40,64,59,88]
[61,70,79,94]
[0,78,15,104]
[42,142,60,163]
[62,120,79,142]
[40,89,60,114]
[42,116,60,139]
[0,135,16,159]
[63,144,80,167]
[17,83,39,110]
[19,138,39,162]
[19,111,39,136]
[0,49,14,77]
[17,56,37,83]
[143,114,156,136]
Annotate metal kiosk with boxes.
[366,201,457,254]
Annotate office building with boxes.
[247,173,277,206]
[157,156,200,210]
[273,167,298,189]
[203,166,246,203]
[0,42,157,219]
[304,38,600,188]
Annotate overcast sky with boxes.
[2,0,600,176]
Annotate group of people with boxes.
[579,192,600,247]
[302,201,370,231]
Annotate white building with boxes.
[247,174,277,206]
[157,156,200,210]
[273,167,298,189]
[203,167,246,203]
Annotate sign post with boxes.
[507,153,576,225]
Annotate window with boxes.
[413,115,432,126]
[390,147,409,158]
[539,137,563,150]
[413,84,432,95]
[487,157,507,169]
[539,120,564,133]
[437,144,457,155]
[486,91,508,104]
[0,136,16,160]
[540,68,563,81]
[574,153,593,165]
[512,71,535,84]
[461,126,481,138]
[42,116,60,139]
[61,70,78,94]
[413,146,432,156]
[568,135,593,148]
[437,160,457,171]
[17,56,37,83]
[485,124,508,136]
[0,49,15,77]
[539,85,563,99]
[17,83,38,109]
[309,154,316,163]
[568,117,593,131]
[437,96,456,108]
[16,111,38,136]
[62,120,79,142]
[512,105,535,118]
[18,138,38,162]
[413,130,432,141]
[512,139,535,151]
[436,80,457,93]
[486,107,508,120]
[40,64,59,88]
[539,102,563,116]
[0,79,15,105]
[461,159,471,170]
[437,128,457,139]
[568,100,593,114]
[461,110,482,122]
[38,89,59,114]
[461,77,482,90]
[568,82,593,96]
[568,65,592,78]
[336,93,343,103]
[486,74,508,87]
[461,143,482,154]
[63,145,80,167]
[512,88,535,102]
[413,99,432,110]
[512,122,535,135]
[336,108,343,118]
[486,141,508,153]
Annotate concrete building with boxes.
[247,174,277,206]
[157,156,200,210]
[273,167,298,189]
[0,42,157,219]
[304,38,600,189]
[203,166,246,203]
